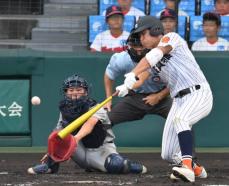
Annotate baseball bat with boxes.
[57,95,113,139]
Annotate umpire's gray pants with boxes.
[108,92,172,125]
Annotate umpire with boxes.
[104,30,172,124]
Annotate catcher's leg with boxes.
[104,153,147,174]
[27,155,59,174]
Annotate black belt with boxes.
[175,85,201,98]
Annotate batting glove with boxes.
[116,84,129,97]
[124,72,137,89]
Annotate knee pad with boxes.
[104,153,125,174]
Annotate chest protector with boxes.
[59,96,107,148]
[81,121,107,148]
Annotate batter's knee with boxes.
[173,116,191,133]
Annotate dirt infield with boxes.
[0,153,229,186]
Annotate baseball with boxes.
[31,96,41,105]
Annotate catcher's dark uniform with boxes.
[27,74,146,174]
[56,106,117,172]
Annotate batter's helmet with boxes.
[133,16,164,36]
[62,74,89,93]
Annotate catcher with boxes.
[27,74,147,174]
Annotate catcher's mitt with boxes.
[47,130,76,162]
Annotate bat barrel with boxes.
[57,96,112,139]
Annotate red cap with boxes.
[160,8,177,20]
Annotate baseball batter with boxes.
[27,74,146,175]
[117,16,213,182]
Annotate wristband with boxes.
[145,48,163,67]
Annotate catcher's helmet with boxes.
[62,74,89,93]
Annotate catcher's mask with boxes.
[126,31,150,63]
[59,96,96,124]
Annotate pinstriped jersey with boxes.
[155,32,208,98]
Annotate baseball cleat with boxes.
[170,164,207,180]
[170,173,180,180]
[172,165,195,182]
[194,166,207,178]
[27,164,51,174]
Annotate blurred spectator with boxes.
[156,0,188,17]
[215,0,229,16]
[90,5,130,52]
[160,8,177,34]
[117,0,145,19]
[192,12,229,51]
[103,0,145,20]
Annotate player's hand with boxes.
[142,93,161,106]
[104,101,112,112]
[124,72,137,89]
[74,135,80,146]
[40,153,49,164]
[116,84,129,97]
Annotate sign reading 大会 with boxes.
[0,80,30,134]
